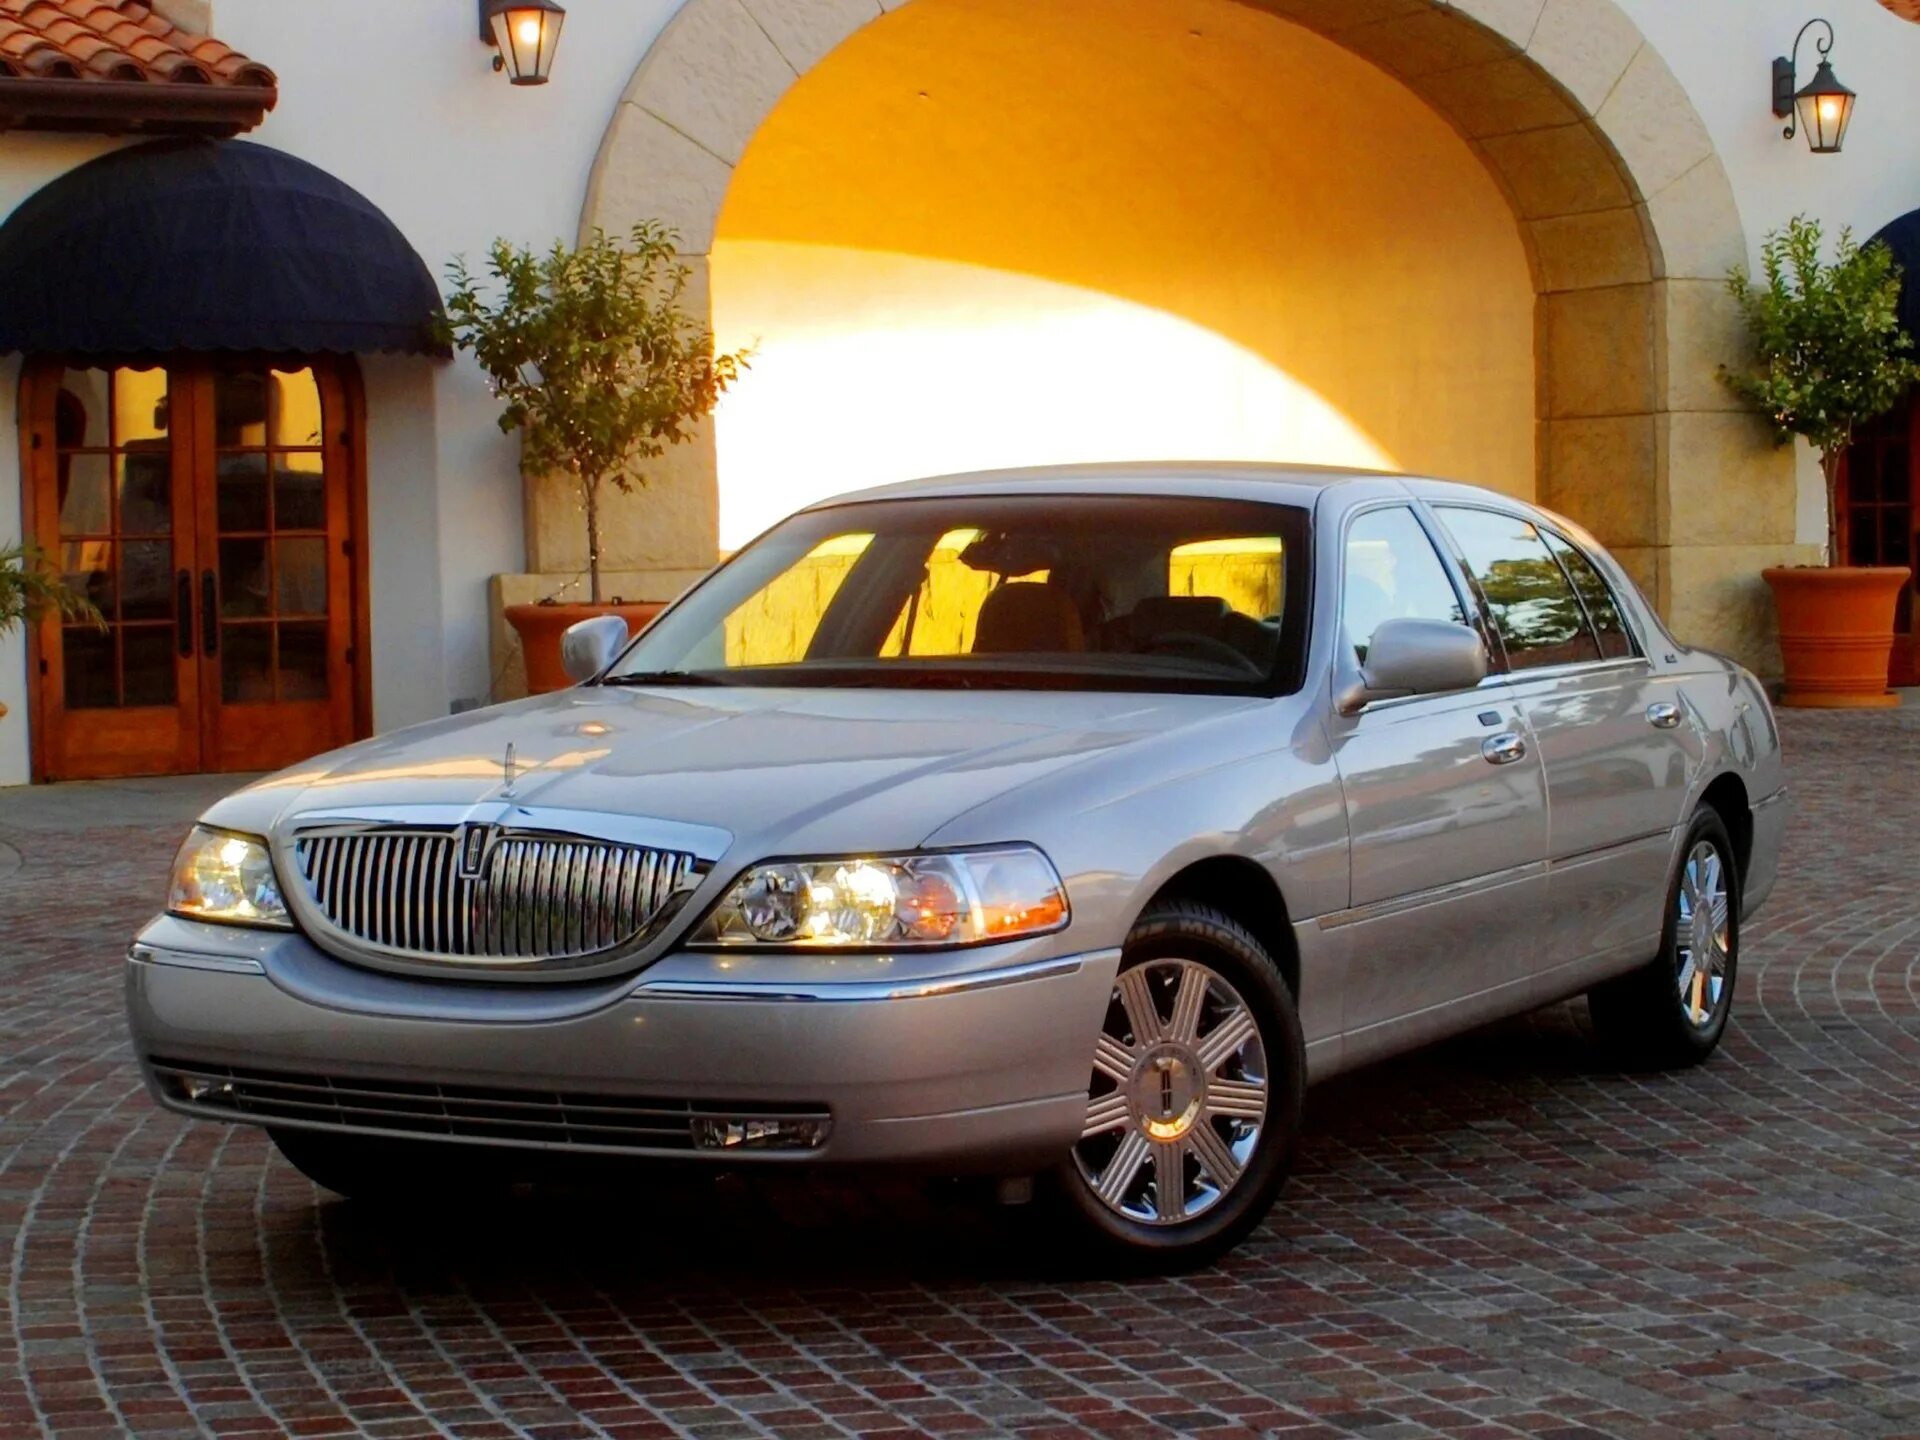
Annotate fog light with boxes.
[178,1075,233,1104]
[691,1115,831,1151]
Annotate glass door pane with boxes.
[51,366,177,710]
[210,367,332,705]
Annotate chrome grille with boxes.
[291,828,693,962]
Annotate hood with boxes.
[206,684,1259,863]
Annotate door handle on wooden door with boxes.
[201,571,219,656]
[175,570,193,656]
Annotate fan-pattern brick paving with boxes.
[2,710,1917,1438]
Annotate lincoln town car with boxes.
[127,465,1786,1263]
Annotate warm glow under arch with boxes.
[571,0,1808,675]
[707,0,1532,549]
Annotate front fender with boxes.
[927,700,1349,1048]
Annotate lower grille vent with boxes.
[150,1058,831,1155]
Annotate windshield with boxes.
[604,493,1311,694]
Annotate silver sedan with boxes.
[127,465,1786,1264]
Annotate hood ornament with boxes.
[501,741,519,797]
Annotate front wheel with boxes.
[1051,901,1304,1267]
[1587,806,1740,1067]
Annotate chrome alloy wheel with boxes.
[1073,958,1268,1225]
[1676,839,1732,1029]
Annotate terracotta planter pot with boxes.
[505,601,666,695]
[1762,566,1910,709]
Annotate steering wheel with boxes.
[1140,631,1264,675]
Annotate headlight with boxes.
[691,846,1068,949]
[168,826,292,929]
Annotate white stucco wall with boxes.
[213,0,688,720]
[1617,0,1920,548]
[0,1,686,783]
[2,0,1919,783]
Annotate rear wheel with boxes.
[1587,806,1740,1066]
[1052,901,1304,1267]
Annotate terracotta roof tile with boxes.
[0,0,272,90]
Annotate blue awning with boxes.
[0,138,447,357]
[1872,207,1920,343]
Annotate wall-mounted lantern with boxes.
[480,0,565,86]
[1772,18,1855,153]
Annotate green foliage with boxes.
[1721,216,1920,564]
[0,541,102,638]
[443,222,746,602]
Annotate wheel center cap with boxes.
[1131,1045,1203,1141]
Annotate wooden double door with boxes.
[1843,391,1919,688]
[23,358,367,781]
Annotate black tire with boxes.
[1048,899,1305,1269]
[1587,806,1741,1067]
[269,1127,511,1202]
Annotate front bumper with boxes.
[125,917,1120,1171]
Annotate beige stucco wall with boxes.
[549,0,1810,688]
[706,0,1537,549]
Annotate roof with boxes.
[0,0,275,135]
[812,461,1550,520]
[818,461,1416,509]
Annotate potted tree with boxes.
[0,541,101,721]
[445,222,744,693]
[1722,216,1920,707]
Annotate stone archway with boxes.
[556,0,1810,676]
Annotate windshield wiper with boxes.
[598,670,732,687]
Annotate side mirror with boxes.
[1339,618,1487,713]
[560,615,630,684]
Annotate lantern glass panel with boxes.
[1793,64,1855,153]
[490,4,563,84]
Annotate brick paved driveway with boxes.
[2,712,1917,1439]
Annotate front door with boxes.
[1326,502,1550,1064]
[23,359,363,781]
[1841,393,1918,688]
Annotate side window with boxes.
[1542,530,1637,660]
[1436,507,1601,671]
[1342,507,1467,664]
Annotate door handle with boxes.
[1481,731,1528,766]
[175,570,193,657]
[201,571,219,656]
[1647,701,1682,730]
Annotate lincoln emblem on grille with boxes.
[458,822,495,878]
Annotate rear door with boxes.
[1430,505,1690,972]
[1325,502,1549,1058]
